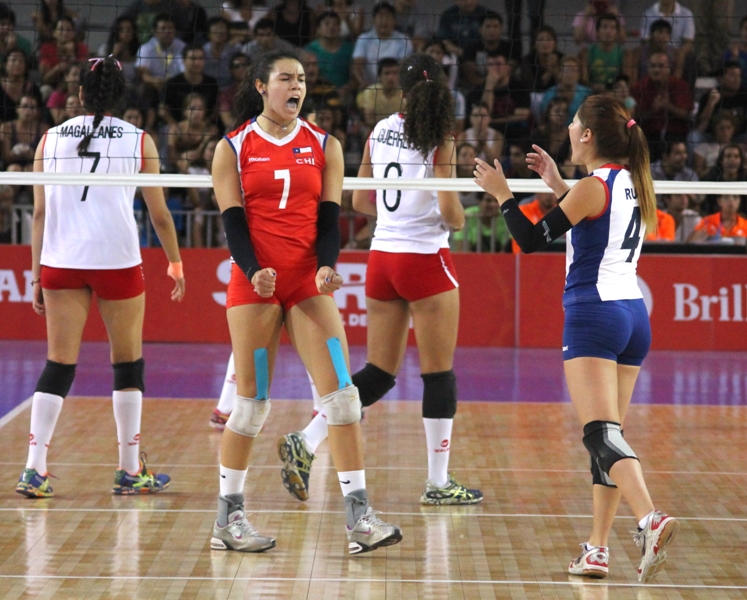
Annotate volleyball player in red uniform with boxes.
[209,49,401,555]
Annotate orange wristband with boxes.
[167,261,183,279]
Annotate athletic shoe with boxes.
[210,408,230,431]
[634,511,679,582]
[113,453,170,495]
[211,510,276,552]
[16,469,54,498]
[568,543,609,578]
[278,432,314,501]
[346,507,402,555]
[420,474,483,505]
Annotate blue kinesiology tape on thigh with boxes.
[254,348,269,400]
[326,337,352,389]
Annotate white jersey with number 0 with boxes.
[41,114,145,270]
[368,113,449,254]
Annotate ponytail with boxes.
[627,124,657,234]
[77,56,125,153]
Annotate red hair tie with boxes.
[423,69,431,82]
[627,119,636,129]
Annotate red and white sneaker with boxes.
[568,543,609,578]
[634,511,679,582]
[209,409,230,431]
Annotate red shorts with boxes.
[226,263,323,311]
[365,248,459,302]
[41,265,145,300]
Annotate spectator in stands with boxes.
[352,2,412,89]
[645,209,675,241]
[702,144,747,214]
[629,19,672,85]
[424,39,466,130]
[650,140,698,205]
[457,102,503,165]
[203,17,238,90]
[611,74,636,117]
[62,92,83,120]
[692,112,738,179]
[32,0,81,46]
[504,0,545,59]
[724,15,747,86]
[269,0,316,47]
[639,0,694,82]
[167,92,218,167]
[0,7,32,68]
[160,44,219,128]
[1,94,48,172]
[100,16,140,89]
[220,0,270,31]
[580,13,627,93]
[688,194,747,243]
[46,62,80,125]
[519,25,562,93]
[321,0,364,42]
[240,18,295,65]
[663,193,701,242]
[693,61,747,145]
[136,15,185,92]
[572,0,625,48]
[502,141,539,202]
[631,51,693,155]
[467,50,530,143]
[218,52,249,129]
[0,50,42,124]
[452,191,510,252]
[39,16,89,88]
[511,191,558,252]
[185,136,219,247]
[305,10,354,90]
[392,0,434,51]
[530,97,571,170]
[301,50,340,111]
[455,142,482,208]
[0,184,13,243]
[124,0,208,45]
[461,12,512,89]
[437,0,491,60]
[539,56,592,127]
[356,58,403,129]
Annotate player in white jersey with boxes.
[278,54,483,507]
[474,94,677,583]
[17,56,185,500]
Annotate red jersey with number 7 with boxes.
[224,117,328,270]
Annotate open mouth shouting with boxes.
[286,96,301,111]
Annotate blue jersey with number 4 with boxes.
[563,164,645,307]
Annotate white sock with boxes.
[338,470,366,497]
[308,371,322,414]
[423,418,453,488]
[219,464,247,496]
[301,412,328,454]
[639,510,655,530]
[215,353,236,414]
[26,392,64,474]
[112,390,142,474]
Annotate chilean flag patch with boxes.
[293,146,313,156]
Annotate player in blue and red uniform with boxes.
[474,94,678,583]
[209,49,401,555]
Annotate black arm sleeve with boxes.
[501,197,573,254]
[316,201,341,269]
[221,206,262,281]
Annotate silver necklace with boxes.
[259,113,296,131]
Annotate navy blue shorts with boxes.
[562,299,651,366]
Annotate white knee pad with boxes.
[320,385,361,426]
[226,395,271,437]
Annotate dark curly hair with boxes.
[105,16,140,57]
[233,48,303,128]
[77,56,126,152]
[399,53,455,157]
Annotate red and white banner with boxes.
[1,246,745,350]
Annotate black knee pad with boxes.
[583,420,637,475]
[35,360,76,397]
[352,362,396,408]
[590,457,617,487]
[422,370,457,419]
[113,358,145,392]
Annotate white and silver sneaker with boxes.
[346,507,402,555]
[211,510,276,552]
[634,511,678,582]
[568,543,609,578]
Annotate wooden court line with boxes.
[0,396,32,430]
[1,575,745,590]
[2,507,745,522]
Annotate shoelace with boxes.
[632,528,646,549]
[234,515,260,537]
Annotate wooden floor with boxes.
[1,398,746,599]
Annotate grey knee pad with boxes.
[320,385,362,426]
[583,421,637,475]
[226,395,271,437]
[422,370,457,419]
[35,360,76,397]
[590,457,616,487]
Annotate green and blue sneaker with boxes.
[113,453,170,495]
[420,474,483,505]
[16,469,55,498]
[278,432,314,501]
